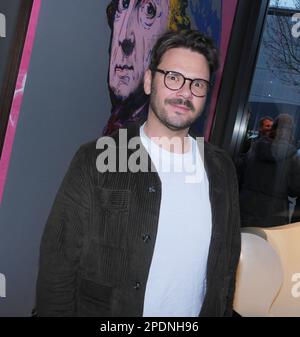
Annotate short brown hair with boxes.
[149,30,219,76]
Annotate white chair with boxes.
[234,222,300,316]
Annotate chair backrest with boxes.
[234,222,300,316]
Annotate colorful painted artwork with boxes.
[104,0,233,136]
[104,0,192,134]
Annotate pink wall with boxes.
[0,0,41,204]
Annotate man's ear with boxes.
[144,69,152,95]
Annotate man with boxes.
[104,0,191,134]
[240,114,300,227]
[36,30,241,317]
[258,116,273,138]
[240,116,274,154]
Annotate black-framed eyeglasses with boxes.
[154,68,211,97]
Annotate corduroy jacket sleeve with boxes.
[35,145,92,316]
[288,154,300,197]
[224,157,241,316]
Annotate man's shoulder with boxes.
[68,139,100,175]
[190,129,233,166]
[204,140,224,154]
[71,132,126,166]
[74,139,98,158]
[204,141,233,162]
[204,141,237,175]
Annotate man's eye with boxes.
[194,81,204,88]
[168,74,180,82]
[140,0,157,23]
[123,0,130,9]
[118,0,130,12]
[145,1,156,19]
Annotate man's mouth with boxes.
[115,64,134,73]
[171,104,191,112]
[166,98,195,112]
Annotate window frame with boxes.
[209,0,270,159]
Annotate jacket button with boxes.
[134,282,141,290]
[148,186,156,193]
[142,234,151,243]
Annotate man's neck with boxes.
[143,115,191,154]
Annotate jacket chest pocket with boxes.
[93,187,130,249]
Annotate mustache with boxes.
[165,98,195,112]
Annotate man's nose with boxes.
[176,80,193,99]
[118,10,135,57]
[119,38,135,56]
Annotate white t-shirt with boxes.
[140,124,212,317]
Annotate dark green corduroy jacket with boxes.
[36,123,241,317]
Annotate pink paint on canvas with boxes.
[109,0,170,101]
[204,0,238,140]
[0,0,41,204]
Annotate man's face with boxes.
[260,119,273,137]
[144,47,210,132]
[109,0,170,101]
